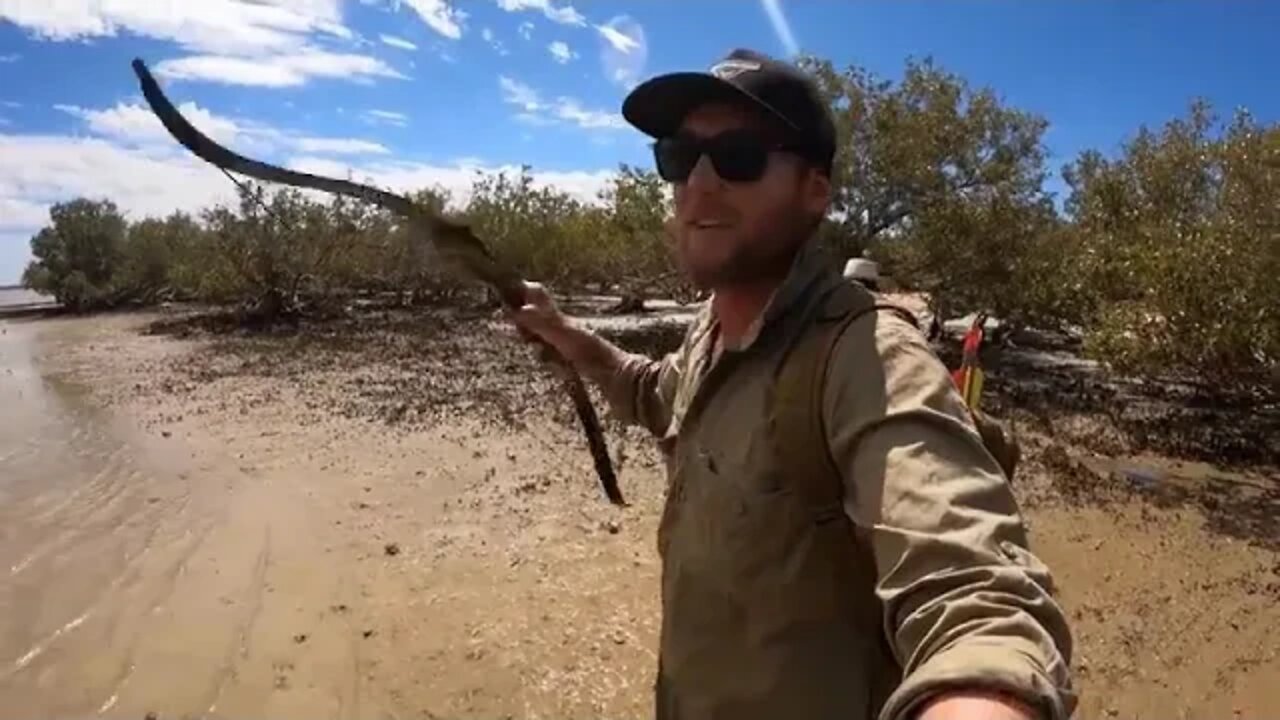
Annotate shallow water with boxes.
[0,316,381,719]
[0,319,197,714]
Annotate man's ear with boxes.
[803,168,833,218]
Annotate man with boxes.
[511,48,1074,720]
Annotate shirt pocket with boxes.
[703,444,800,568]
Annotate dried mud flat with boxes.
[6,300,1279,720]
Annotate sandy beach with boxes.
[1,302,1277,719]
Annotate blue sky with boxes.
[0,0,1276,284]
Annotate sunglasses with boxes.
[652,129,807,183]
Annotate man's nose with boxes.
[684,153,724,193]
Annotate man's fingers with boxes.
[502,281,571,365]
[507,315,559,364]
[505,306,551,347]
[520,280,544,305]
[520,280,561,313]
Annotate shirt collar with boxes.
[709,237,837,353]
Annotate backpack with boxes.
[761,282,1022,716]
[768,281,1020,511]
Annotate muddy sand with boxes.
[1,299,1276,720]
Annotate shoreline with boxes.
[0,304,61,320]
[1,308,1276,719]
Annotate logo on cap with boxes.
[709,59,761,80]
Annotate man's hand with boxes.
[917,690,1039,720]
[504,281,630,391]
[507,281,573,353]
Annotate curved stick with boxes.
[131,58,624,506]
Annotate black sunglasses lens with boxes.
[653,137,699,182]
[653,132,772,183]
[705,132,770,182]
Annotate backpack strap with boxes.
[768,281,919,516]
[767,281,915,711]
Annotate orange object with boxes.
[952,313,988,409]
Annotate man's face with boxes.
[665,102,830,291]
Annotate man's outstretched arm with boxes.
[509,281,683,437]
[824,311,1076,720]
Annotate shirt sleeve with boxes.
[822,310,1076,720]
[601,350,682,437]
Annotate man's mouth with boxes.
[690,220,729,229]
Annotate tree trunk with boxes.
[609,294,646,314]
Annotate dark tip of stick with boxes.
[131,58,153,86]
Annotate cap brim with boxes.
[621,72,797,139]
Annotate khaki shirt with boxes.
[603,241,1075,720]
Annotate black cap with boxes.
[621,48,836,175]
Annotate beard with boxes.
[671,206,812,291]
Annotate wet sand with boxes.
[1,305,1276,719]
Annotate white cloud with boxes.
[759,0,800,56]
[155,50,408,88]
[548,41,576,64]
[0,197,52,231]
[363,109,409,127]
[398,0,465,39]
[596,16,647,89]
[52,100,390,163]
[0,1,411,89]
[498,76,624,131]
[55,101,242,147]
[596,25,638,54]
[499,77,542,112]
[379,33,418,51]
[480,26,509,55]
[1,231,31,283]
[0,131,234,280]
[2,101,20,108]
[155,56,301,87]
[0,0,350,56]
[495,0,585,27]
[0,132,239,231]
[293,137,390,155]
[0,53,19,63]
[551,99,625,130]
[285,155,613,210]
[518,21,535,41]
